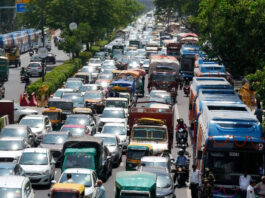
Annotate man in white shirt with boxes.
[247,180,256,198]
[189,165,201,198]
[239,171,251,198]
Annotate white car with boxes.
[19,148,56,186]
[0,137,30,162]
[102,123,129,152]
[52,88,75,99]
[0,176,34,198]
[102,59,115,66]
[88,58,102,69]
[19,115,52,143]
[14,103,38,123]
[105,97,129,116]
[58,168,101,197]
[98,107,127,132]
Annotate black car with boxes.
[45,53,56,64]
[140,166,175,198]
[0,162,25,176]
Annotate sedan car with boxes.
[98,107,127,132]
[88,58,102,69]
[139,156,171,172]
[79,84,103,95]
[0,137,29,162]
[101,64,117,72]
[0,176,34,198]
[52,88,75,99]
[61,92,84,108]
[19,115,52,143]
[84,91,105,113]
[65,79,83,91]
[80,66,99,83]
[58,168,100,197]
[60,124,88,137]
[140,166,175,198]
[0,162,25,176]
[39,132,72,165]
[101,123,128,152]
[14,103,38,123]
[95,74,113,89]
[26,62,45,77]
[19,148,56,186]
[0,124,36,147]
[94,134,122,167]
[65,114,96,135]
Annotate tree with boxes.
[192,0,265,77]
[0,0,16,33]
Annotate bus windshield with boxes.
[132,127,166,140]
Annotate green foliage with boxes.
[0,117,3,131]
[26,58,82,97]
[0,0,16,33]
[192,0,265,77]
[79,51,92,65]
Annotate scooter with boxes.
[176,128,188,147]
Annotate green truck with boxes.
[115,171,156,198]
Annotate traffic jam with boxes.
[0,10,264,198]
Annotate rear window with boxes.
[29,63,40,67]
[217,123,254,129]
[208,106,247,111]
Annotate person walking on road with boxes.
[255,176,265,198]
[189,165,201,198]
[201,168,215,198]
[247,180,256,198]
[239,170,251,198]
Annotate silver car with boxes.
[14,103,38,123]
[19,148,56,186]
[26,62,45,77]
[101,123,128,152]
[94,133,122,167]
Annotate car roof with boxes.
[0,137,25,141]
[29,62,41,64]
[106,97,127,101]
[141,156,169,163]
[45,132,70,136]
[3,124,28,129]
[141,166,169,174]
[62,124,86,128]
[0,176,27,188]
[94,134,117,138]
[103,107,124,111]
[103,123,125,127]
[62,168,94,174]
[22,115,44,119]
[22,148,48,153]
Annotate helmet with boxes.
[177,118,184,125]
[178,149,184,156]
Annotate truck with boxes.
[196,102,264,197]
[148,55,180,103]
[167,42,182,59]
[0,100,14,124]
[129,102,174,153]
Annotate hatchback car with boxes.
[19,115,52,143]
[60,124,88,137]
[0,176,34,198]
[94,134,122,167]
[0,124,36,147]
[45,53,56,64]
[19,148,56,186]
[0,162,25,176]
[58,168,100,197]
[26,62,45,77]
[139,156,171,172]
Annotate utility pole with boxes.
[41,0,45,82]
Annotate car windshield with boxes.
[89,59,101,64]
[133,127,166,140]
[61,127,85,137]
[19,152,48,165]
[102,126,126,135]
[31,56,41,61]
[143,161,167,169]
[102,65,116,69]
[52,192,78,198]
[102,109,125,118]
[80,86,98,92]
[60,173,92,187]
[0,140,24,150]
[84,92,101,99]
[42,134,68,144]
[101,137,116,146]
[62,94,83,103]
[106,100,128,108]
[0,188,22,198]
[98,75,112,80]
[20,118,43,128]
[127,149,147,160]
[1,128,27,138]
[153,74,175,82]
[54,90,63,98]
[65,116,92,126]
[81,67,97,73]
[48,101,73,111]
[64,154,94,169]
[0,167,14,176]
[65,81,82,89]
[157,175,172,188]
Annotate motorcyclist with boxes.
[174,149,189,183]
[20,67,28,77]
[184,77,190,86]
[176,118,188,131]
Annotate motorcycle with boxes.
[175,165,188,187]
[183,78,190,97]
[21,73,30,83]
[0,83,5,99]
[176,128,188,147]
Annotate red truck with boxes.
[129,101,174,153]
[0,100,14,124]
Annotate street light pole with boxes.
[41,0,45,83]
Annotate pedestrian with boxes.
[239,170,251,198]
[64,173,74,183]
[97,180,106,198]
[255,103,263,123]
[255,176,265,198]
[189,165,201,198]
[201,168,215,198]
[247,180,256,198]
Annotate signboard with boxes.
[16,3,27,13]
[16,0,30,3]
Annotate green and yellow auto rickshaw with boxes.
[126,143,153,171]
[42,107,63,131]
[115,171,156,198]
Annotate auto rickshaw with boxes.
[0,56,9,81]
[5,46,21,67]
[42,107,63,131]
[126,143,153,171]
[115,171,156,198]
[74,72,90,84]
[49,183,85,198]
[112,70,122,80]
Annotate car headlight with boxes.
[42,170,49,175]
[164,194,174,198]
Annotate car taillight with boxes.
[27,66,30,69]
[38,66,42,69]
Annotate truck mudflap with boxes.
[129,102,174,151]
